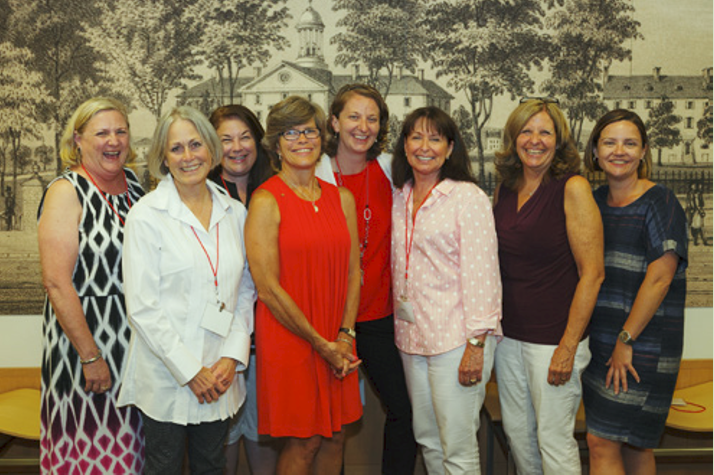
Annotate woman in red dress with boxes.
[245,96,362,475]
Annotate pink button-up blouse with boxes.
[392,179,502,356]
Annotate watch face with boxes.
[619,330,631,344]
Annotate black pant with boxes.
[142,413,228,475]
[356,315,418,475]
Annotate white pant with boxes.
[401,337,495,475]
[494,337,591,475]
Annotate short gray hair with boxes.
[146,106,222,179]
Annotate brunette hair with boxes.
[392,106,477,188]
[262,96,326,172]
[583,109,652,179]
[209,104,274,203]
[325,83,390,160]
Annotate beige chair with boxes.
[0,367,41,468]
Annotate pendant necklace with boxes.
[281,173,319,212]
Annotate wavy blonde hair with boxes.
[59,97,136,168]
[495,99,580,191]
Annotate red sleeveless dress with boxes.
[255,176,362,437]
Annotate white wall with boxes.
[1,308,711,368]
[682,307,714,359]
[0,315,43,367]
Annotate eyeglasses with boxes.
[280,128,321,141]
[520,96,560,105]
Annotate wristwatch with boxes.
[339,327,356,339]
[467,337,485,348]
[618,329,634,346]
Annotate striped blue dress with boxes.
[582,184,688,448]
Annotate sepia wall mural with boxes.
[0,0,712,315]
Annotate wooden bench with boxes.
[0,367,41,468]
[482,359,713,474]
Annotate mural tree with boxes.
[698,104,713,148]
[542,0,641,144]
[0,42,46,192]
[386,114,403,153]
[35,145,55,172]
[422,0,551,181]
[84,0,202,121]
[186,0,291,105]
[452,105,477,154]
[646,97,682,166]
[9,0,106,174]
[332,0,426,97]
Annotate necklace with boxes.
[80,163,132,226]
[335,158,371,286]
[280,173,320,212]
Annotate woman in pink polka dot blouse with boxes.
[391,106,502,475]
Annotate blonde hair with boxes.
[146,106,222,179]
[59,97,136,168]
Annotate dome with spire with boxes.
[297,1,324,29]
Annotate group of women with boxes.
[38,87,687,475]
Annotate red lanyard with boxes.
[335,159,371,285]
[80,163,131,226]
[404,183,438,282]
[191,223,220,292]
[219,176,230,194]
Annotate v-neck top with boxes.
[493,173,581,344]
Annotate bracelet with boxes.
[336,338,353,345]
[80,351,102,365]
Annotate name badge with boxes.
[201,302,234,337]
[395,297,415,323]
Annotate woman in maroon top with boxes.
[492,98,604,474]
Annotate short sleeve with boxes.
[644,187,688,273]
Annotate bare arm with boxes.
[336,187,362,376]
[38,180,111,394]
[549,176,604,386]
[245,189,353,376]
[607,251,678,394]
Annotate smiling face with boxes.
[594,120,647,181]
[516,110,557,175]
[331,93,381,158]
[164,119,211,191]
[404,117,454,183]
[74,110,130,177]
[277,119,322,172]
[216,118,258,179]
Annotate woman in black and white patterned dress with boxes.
[38,97,145,474]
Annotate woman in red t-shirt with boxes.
[315,84,418,475]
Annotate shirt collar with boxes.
[152,175,230,229]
